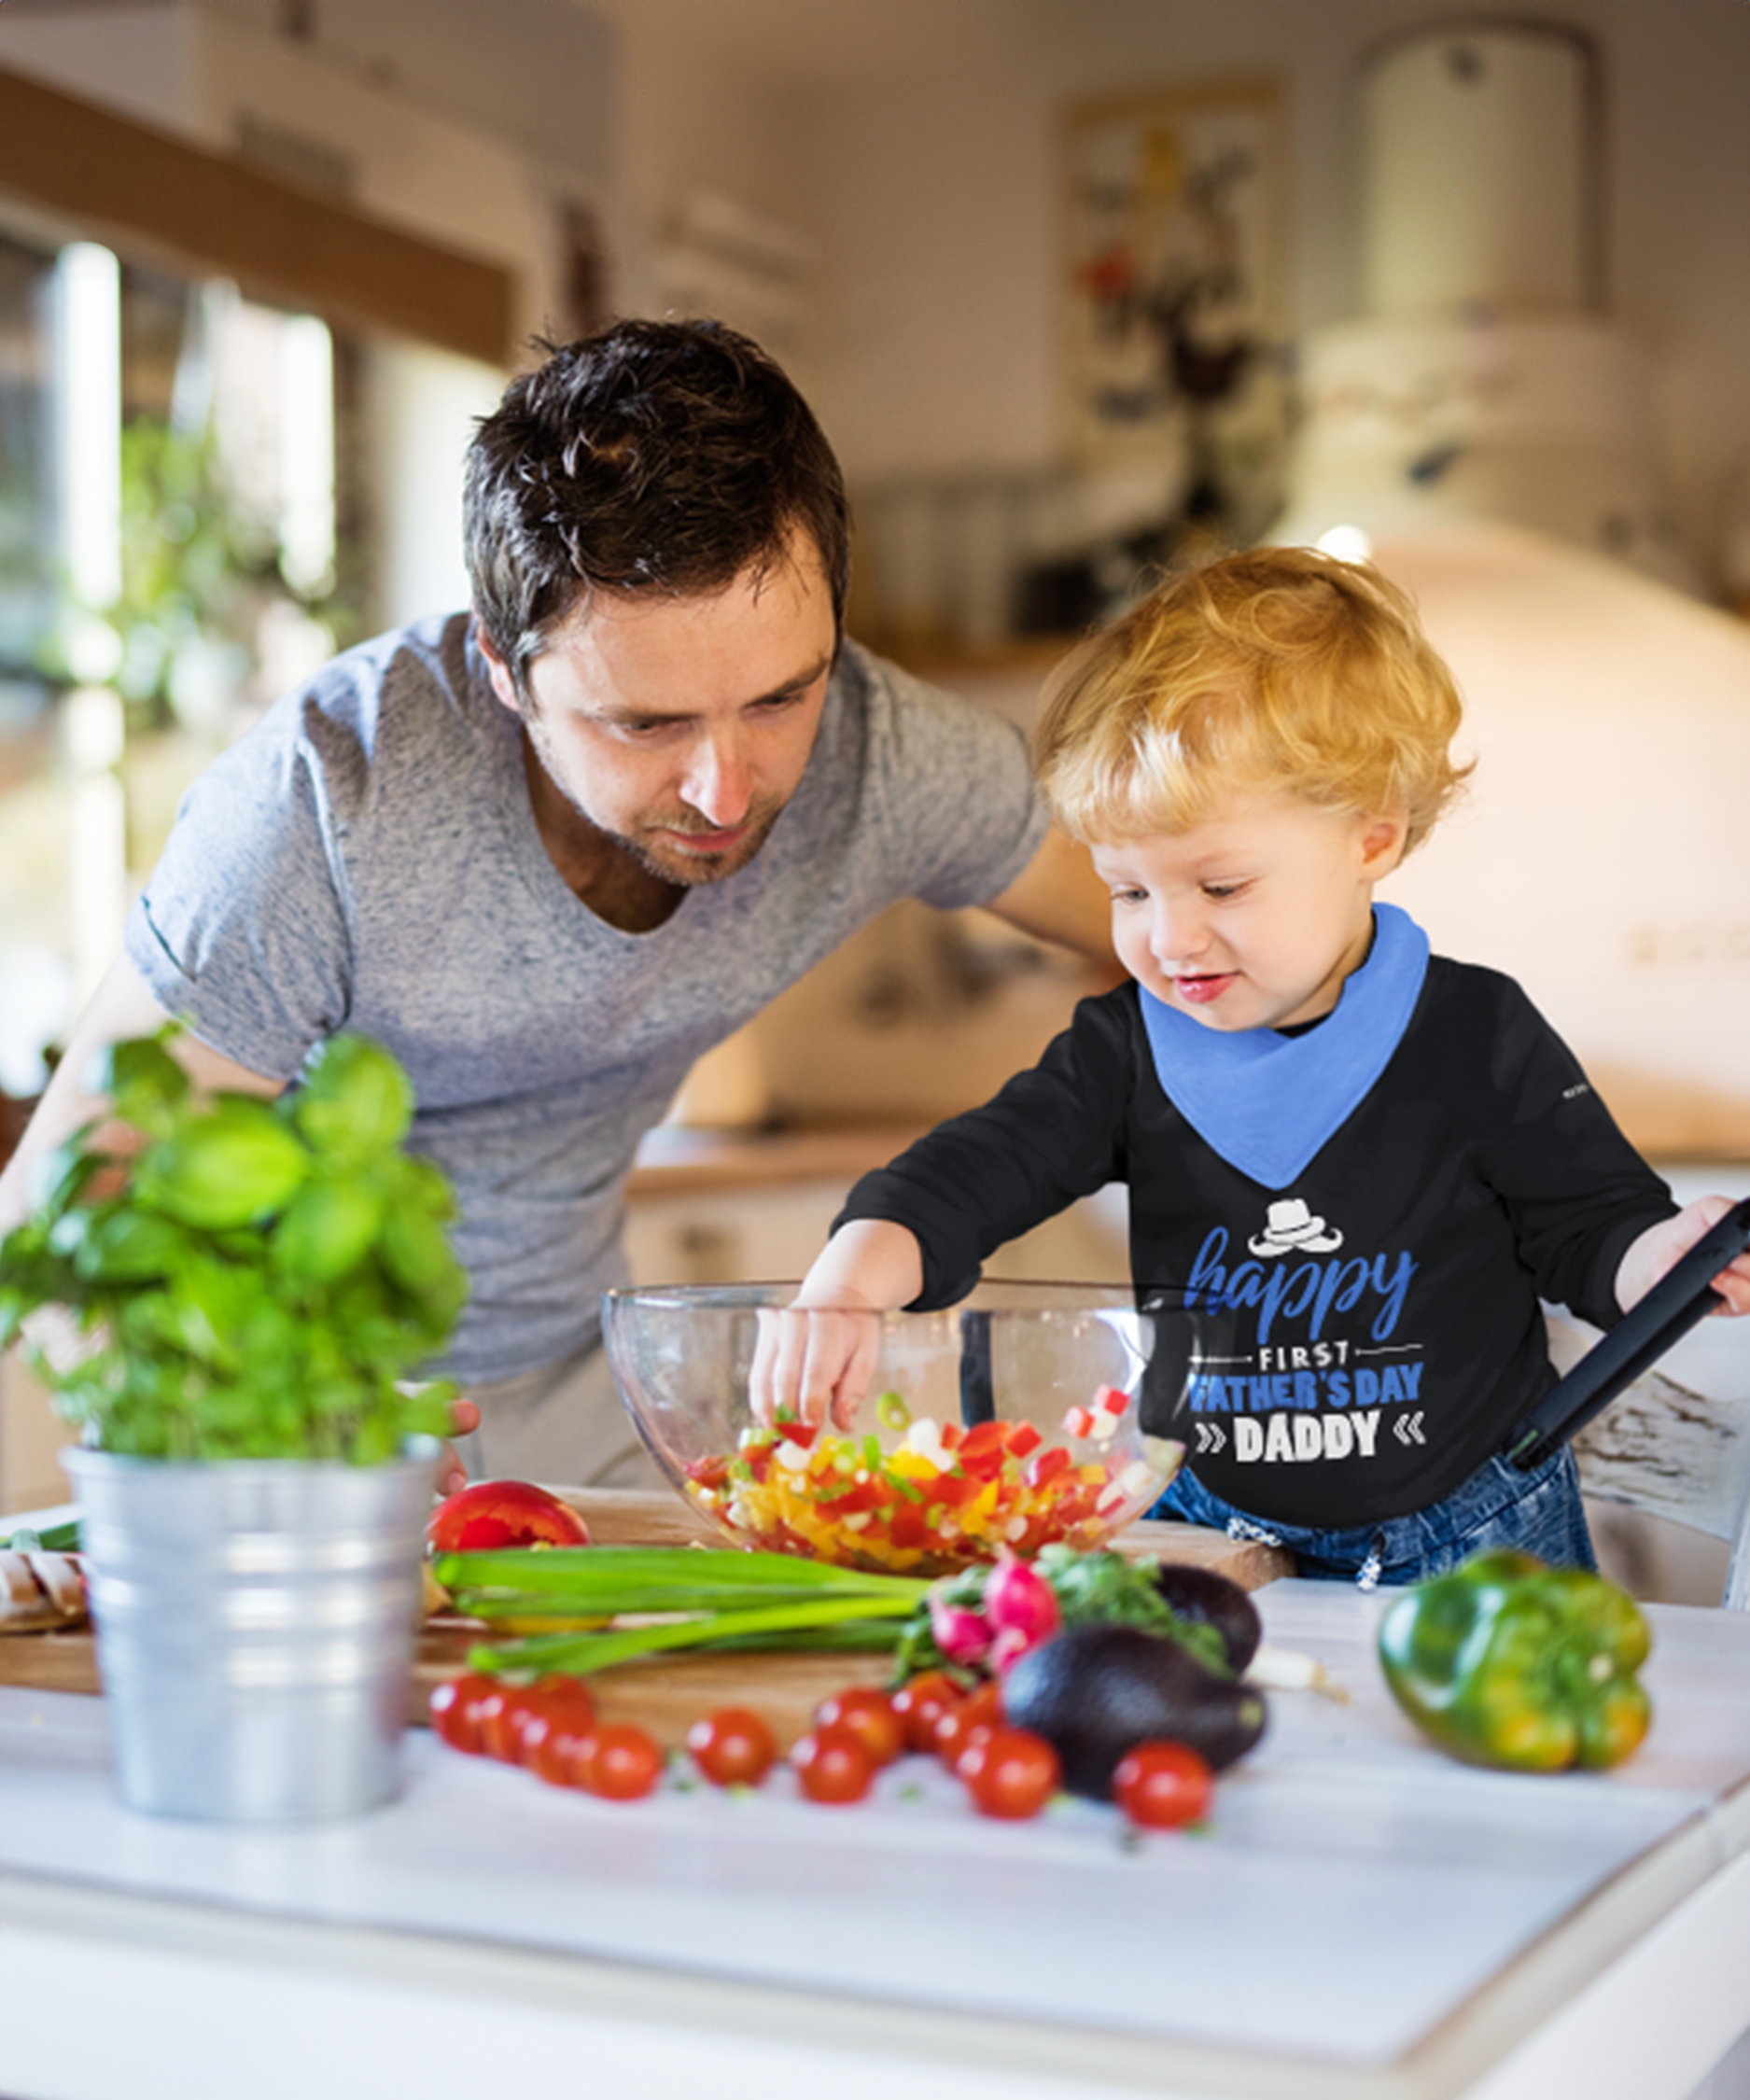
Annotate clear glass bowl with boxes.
[601,1280,1201,1575]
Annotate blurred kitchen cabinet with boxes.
[624,1168,1127,1291]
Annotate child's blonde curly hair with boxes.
[1033,546,1471,856]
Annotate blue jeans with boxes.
[1147,1445,1596,1589]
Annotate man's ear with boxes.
[473,619,523,715]
[1359,812,1411,879]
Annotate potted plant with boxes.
[0,1027,465,1822]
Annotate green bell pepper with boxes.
[1378,1548,1653,1771]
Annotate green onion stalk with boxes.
[435,1538,1225,1683]
[434,1545,932,1677]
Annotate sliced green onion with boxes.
[875,1391,911,1432]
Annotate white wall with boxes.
[767,0,1750,591]
[7,0,1744,576]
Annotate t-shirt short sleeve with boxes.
[124,702,357,1081]
[828,648,1050,914]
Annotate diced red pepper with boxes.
[826,1480,889,1516]
[889,1504,928,1551]
[1025,1445,1073,1491]
[1004,1421,1043,1458]
[686,1453,732,1490]
[959,1421,1011,1459]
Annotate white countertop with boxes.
[4,1581,1750,2100]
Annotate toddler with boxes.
[756,548,1750,1585]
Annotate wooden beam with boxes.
[0,63,515,367]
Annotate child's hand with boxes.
[1617,1197,1750,1319]
[749,1303,883,1432]
[748,1220,925,1429]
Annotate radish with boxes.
[982,1550,1060,1655]
[929,1598,993,1666]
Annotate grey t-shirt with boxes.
[124,614,1049,1381]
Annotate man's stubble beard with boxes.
[615,805,783,888]
[523,710,782,889]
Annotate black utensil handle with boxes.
[1503,1196,1750,1471]
[959,1309,996,1426]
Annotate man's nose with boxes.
[681,733,753,826]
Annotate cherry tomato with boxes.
[428,1672,499,1755]
[479,1682,561,1763]
[890,1670,965,1753]
[687,1707,778,1788]
[947,1720,1001,1777]
[959,1727,1061,1821]
[467,1683,511,1759]
[426,1479,591,1554]
[791,1726,875,1805]
[528,1672,597,1726]
[931,1700,991,1765]
[813,1687,904,1768]
[529,1719,599,1789]
[1113,1742,1215,1830]
[514,1676,598,1770]
[580,1723,665,1800]
[931,1678,1004,1764]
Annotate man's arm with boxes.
[978,825,1117,971]
[0,952,286,1235]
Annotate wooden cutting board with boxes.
[0,1489,1292,1748]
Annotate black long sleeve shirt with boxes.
[835,959,1675,1529]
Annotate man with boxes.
[0,319,1113,1488]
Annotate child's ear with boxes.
[1359,812,1411,878]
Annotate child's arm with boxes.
[749,1220,925,1429]
[1616,1196,1750,1318]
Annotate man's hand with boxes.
[981,826,1118,973]
[0,953,286,1238]
[436,1397,482,1496]
[1617,1196,1750,1319]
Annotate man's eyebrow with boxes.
[759,651,834,701]
[595,652,834,727]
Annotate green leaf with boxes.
[272,1176,385,1286]
[293,1034,414,1160]
[85,1030,190,1137]
[26,1133,105,1223]
[133,1098,310,1229]
[377,1204,464,1304]
[70,1205,188,1284]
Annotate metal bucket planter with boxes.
[64,1443,436,1823]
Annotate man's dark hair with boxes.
[465,318,850,698]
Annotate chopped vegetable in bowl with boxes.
[682,1406,1171,1576]
[601,1280,1205,1574]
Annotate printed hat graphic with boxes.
[1249,1197,1344,1258]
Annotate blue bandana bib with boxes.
[1137,903,1431,1189]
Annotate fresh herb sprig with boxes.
[0,1026,465,1463]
